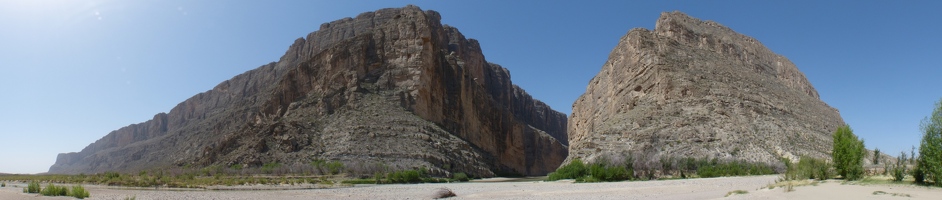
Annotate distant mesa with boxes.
[49,5,567,177]
[566,11,845,169]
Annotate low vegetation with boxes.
[783,156,832,181]
[260,162,281,174]
[546,159,587,181]
[696,160,775,178]
[893,151,907,182]
[26,182,89,199]
[546,158,631,182]
[546,157,776,182]
[385,169,424,183]
[725,190,748,197]
[764,156,830,192]
[25,181,40,193]
[452,172,469,182]
[1,159,477,189]
[29,183,88,198]
[40,183,68,196]
[71,185,91,199]
[340,168,466,184]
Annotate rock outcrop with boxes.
[567,11,844,168]
[50,5,567,177]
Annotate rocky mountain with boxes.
[50,5,567,177]
[567,12,845,168]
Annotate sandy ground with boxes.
[0,175,939,200]
[726,179,942,200]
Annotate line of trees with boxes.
[830,97,942,185]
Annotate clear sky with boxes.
[1,0,940,174]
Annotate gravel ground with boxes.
[1,175,780,200]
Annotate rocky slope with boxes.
[567,11,844,168]
[50,5,567,177]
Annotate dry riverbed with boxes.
[1,175,940,199]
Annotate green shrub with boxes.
[784,156,832,180]
[261,162,281,174]
[547,158,634,182]
[893,166,906,182]
[40,183,68,196]
[916,98,942,186]
[452,172,470,182]
[815,161,833,180]
[893,151,907,182]
[403,170,422,183]
[311,159,327,174]
[104,171,121,179]
[832,125,865,180]
[340,179,376,184]
[385,169,423,183]
[25,181,40,193]
[1,182,4,187]
[588,163,630,182]
[327,161,344,175]
[70,185,90,199]
[696,160,775,178]
[547,159,588,181]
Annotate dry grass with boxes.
[725,190,748,197]
[765,178,817,192]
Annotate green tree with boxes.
[916,98,942,185]
[873,148,881,165]
[894,151,907,182]
[832,125,865,180]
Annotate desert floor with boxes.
[1,175,940,199]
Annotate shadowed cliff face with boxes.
[567,11,844,168]
[50,5,567,177]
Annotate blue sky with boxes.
[1,0,940,174]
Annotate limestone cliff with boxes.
[567,11,844,168]
[50,5,567,177]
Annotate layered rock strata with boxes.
[51,5,567,177]
[567,11,844,167]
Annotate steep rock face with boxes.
[567,11,844,167]
[50,5,567,176]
